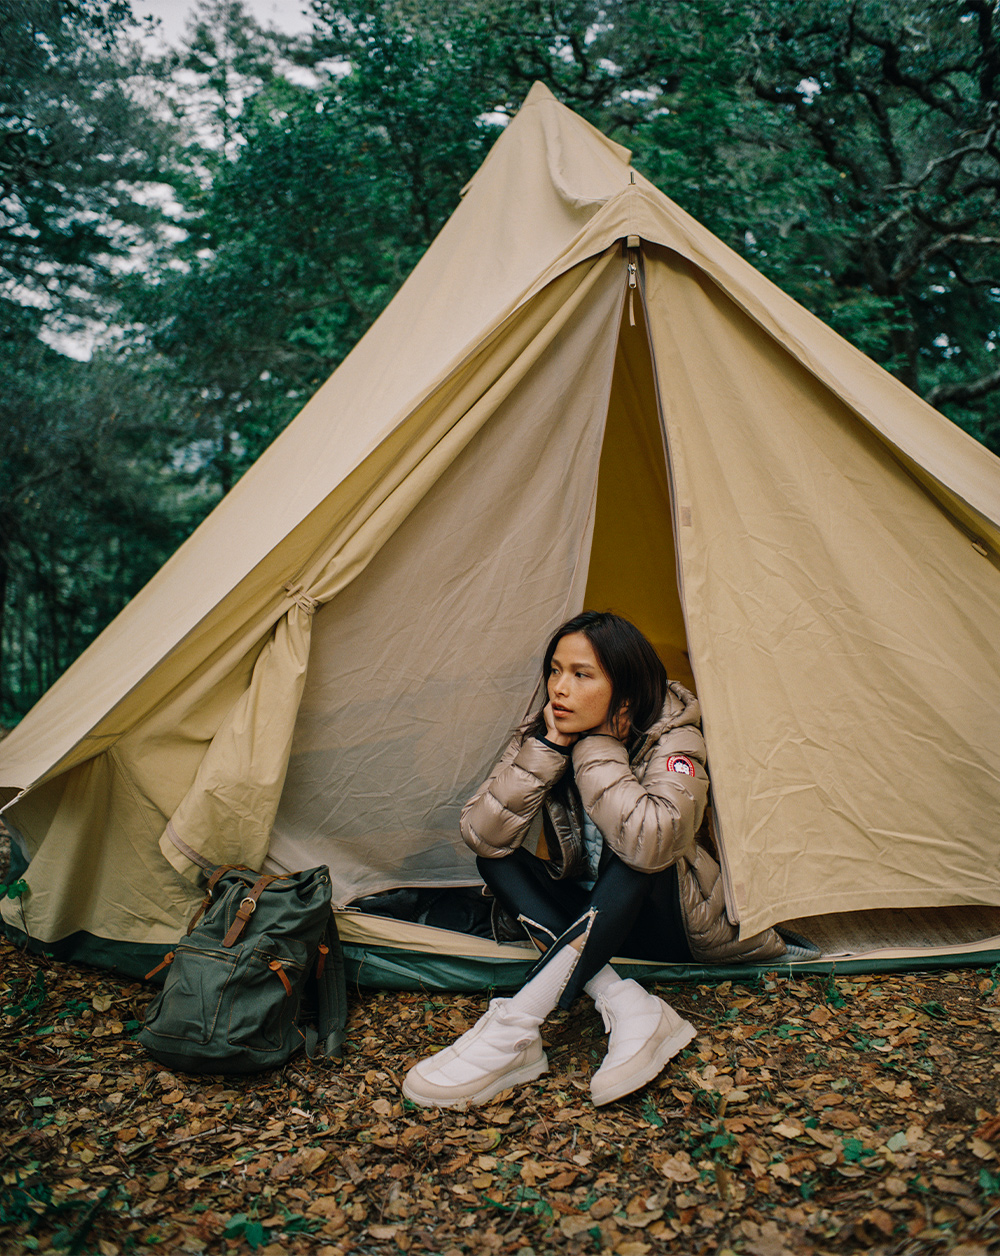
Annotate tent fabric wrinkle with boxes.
[1,81,999,977]
[161,250,623,887]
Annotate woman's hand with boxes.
[542,701,578,747]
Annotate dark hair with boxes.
[534,611,667,740]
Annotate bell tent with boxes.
[3,83,1000,985]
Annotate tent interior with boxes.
[256,283,1000,983]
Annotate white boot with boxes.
[402,999,548,1109]
[590,978,696,1106]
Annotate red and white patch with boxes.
[666,754,696,776]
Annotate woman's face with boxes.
[547,632,613,735]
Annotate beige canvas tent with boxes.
[3,83,1000,984]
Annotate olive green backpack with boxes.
[139,864,346,1075]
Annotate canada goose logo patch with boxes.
[666,754,696,776]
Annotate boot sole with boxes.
[591,1017,696,1107]
[402,1051,549,1110]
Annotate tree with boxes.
[0,0,174,335]
[632,0,1000,451]
[0,320,206,720]
[0,0,193,718]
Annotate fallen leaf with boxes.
[657,1154,698,1183]
[865,1208,895,1236]
[559,1216,594,1238]
[306,1200,346,1222]
[467,1128,502,1152]
[270,1147,326,1179]
[974,1113,1000,1142]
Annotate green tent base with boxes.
[4,920,998,994]
[341,943,1000,992]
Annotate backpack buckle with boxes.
[239,897,257,915]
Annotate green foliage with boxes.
[822,975,848,1008]
[0,0,203,721]
[2,969,46,1019]
[647,0,1000,451]
[0,0,173,327]
[0,326,212,720]
[980,1166,1000,1198]
[223,1213,267,1248]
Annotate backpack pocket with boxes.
[226,936,308,1051]
[143,943,237,1045]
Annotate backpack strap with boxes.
[187,864,251,936]
[306,913,348,1059]
[222,873,282,947]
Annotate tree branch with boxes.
[892,232,1000,286]
[928,365,1000,408]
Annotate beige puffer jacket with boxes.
[461,682,786,965]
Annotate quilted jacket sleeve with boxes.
[571,725,709,873]
[460,731,572,859]
[678,846,787,963]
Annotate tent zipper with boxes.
[629,240,741,929]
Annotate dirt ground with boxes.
[2,902,1000,1256]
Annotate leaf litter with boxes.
[2,936,1000,1256]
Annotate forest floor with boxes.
[2,830,1000,1256]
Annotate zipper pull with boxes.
[627,252,638,327]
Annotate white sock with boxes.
[507,943,580,1021]
[584,965,619,1001]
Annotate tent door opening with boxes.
[583,269,694,693]
[336,256,701,943]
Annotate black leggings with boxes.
[477,847,692,1009]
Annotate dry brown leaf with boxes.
[306,1200,346,1222]
[657,1153,699,1183]
[620,1209,664,1229]
[865,1207,895,1236]
[559,1216,594,1238]
[974,1113,1000,1142]
[467,1128,502,1152]
[270,1147,326,1179]
[519,1160,554,1185]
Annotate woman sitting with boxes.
[403,611,784,1110]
